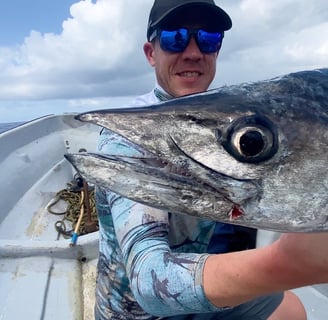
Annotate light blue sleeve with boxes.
[98,129,224,316]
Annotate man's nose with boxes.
[182,37,202,59]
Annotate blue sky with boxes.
[0,0,327,122]
[0,0,77,46]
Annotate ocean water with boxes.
[0,122,24,134]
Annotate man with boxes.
[94,1,328,319]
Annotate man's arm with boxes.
[203,233,328,307]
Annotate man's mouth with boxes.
[178,71,202,77]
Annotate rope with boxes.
[47,178,98,238]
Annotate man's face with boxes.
[144,27,218,98]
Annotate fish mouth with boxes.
[65,134,260,224]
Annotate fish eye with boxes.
[219,115,278,163]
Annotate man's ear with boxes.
[143,42,156,67]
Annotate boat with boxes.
[0,114,99,319]
[0,114,327,319]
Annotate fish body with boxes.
[65,69,328,232]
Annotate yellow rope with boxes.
[47,186,98,238]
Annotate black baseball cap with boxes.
[147,0,232,40]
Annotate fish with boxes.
[65,69,328,232]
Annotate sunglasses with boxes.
[150,28,224,54]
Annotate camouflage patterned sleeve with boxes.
[98,129,226,316]
[109,196,223,316]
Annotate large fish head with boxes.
[66,69,328,232]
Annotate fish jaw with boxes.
[65,152,328,232]
[64,152,238,222]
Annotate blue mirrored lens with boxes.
[159,29,223,53]
[197,30,223,53]
[160,29,189,52]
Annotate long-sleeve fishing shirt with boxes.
[94,86,257,319]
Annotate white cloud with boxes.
[0,0,151,101]
[215,0,328,85]
[0,0,327,122]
